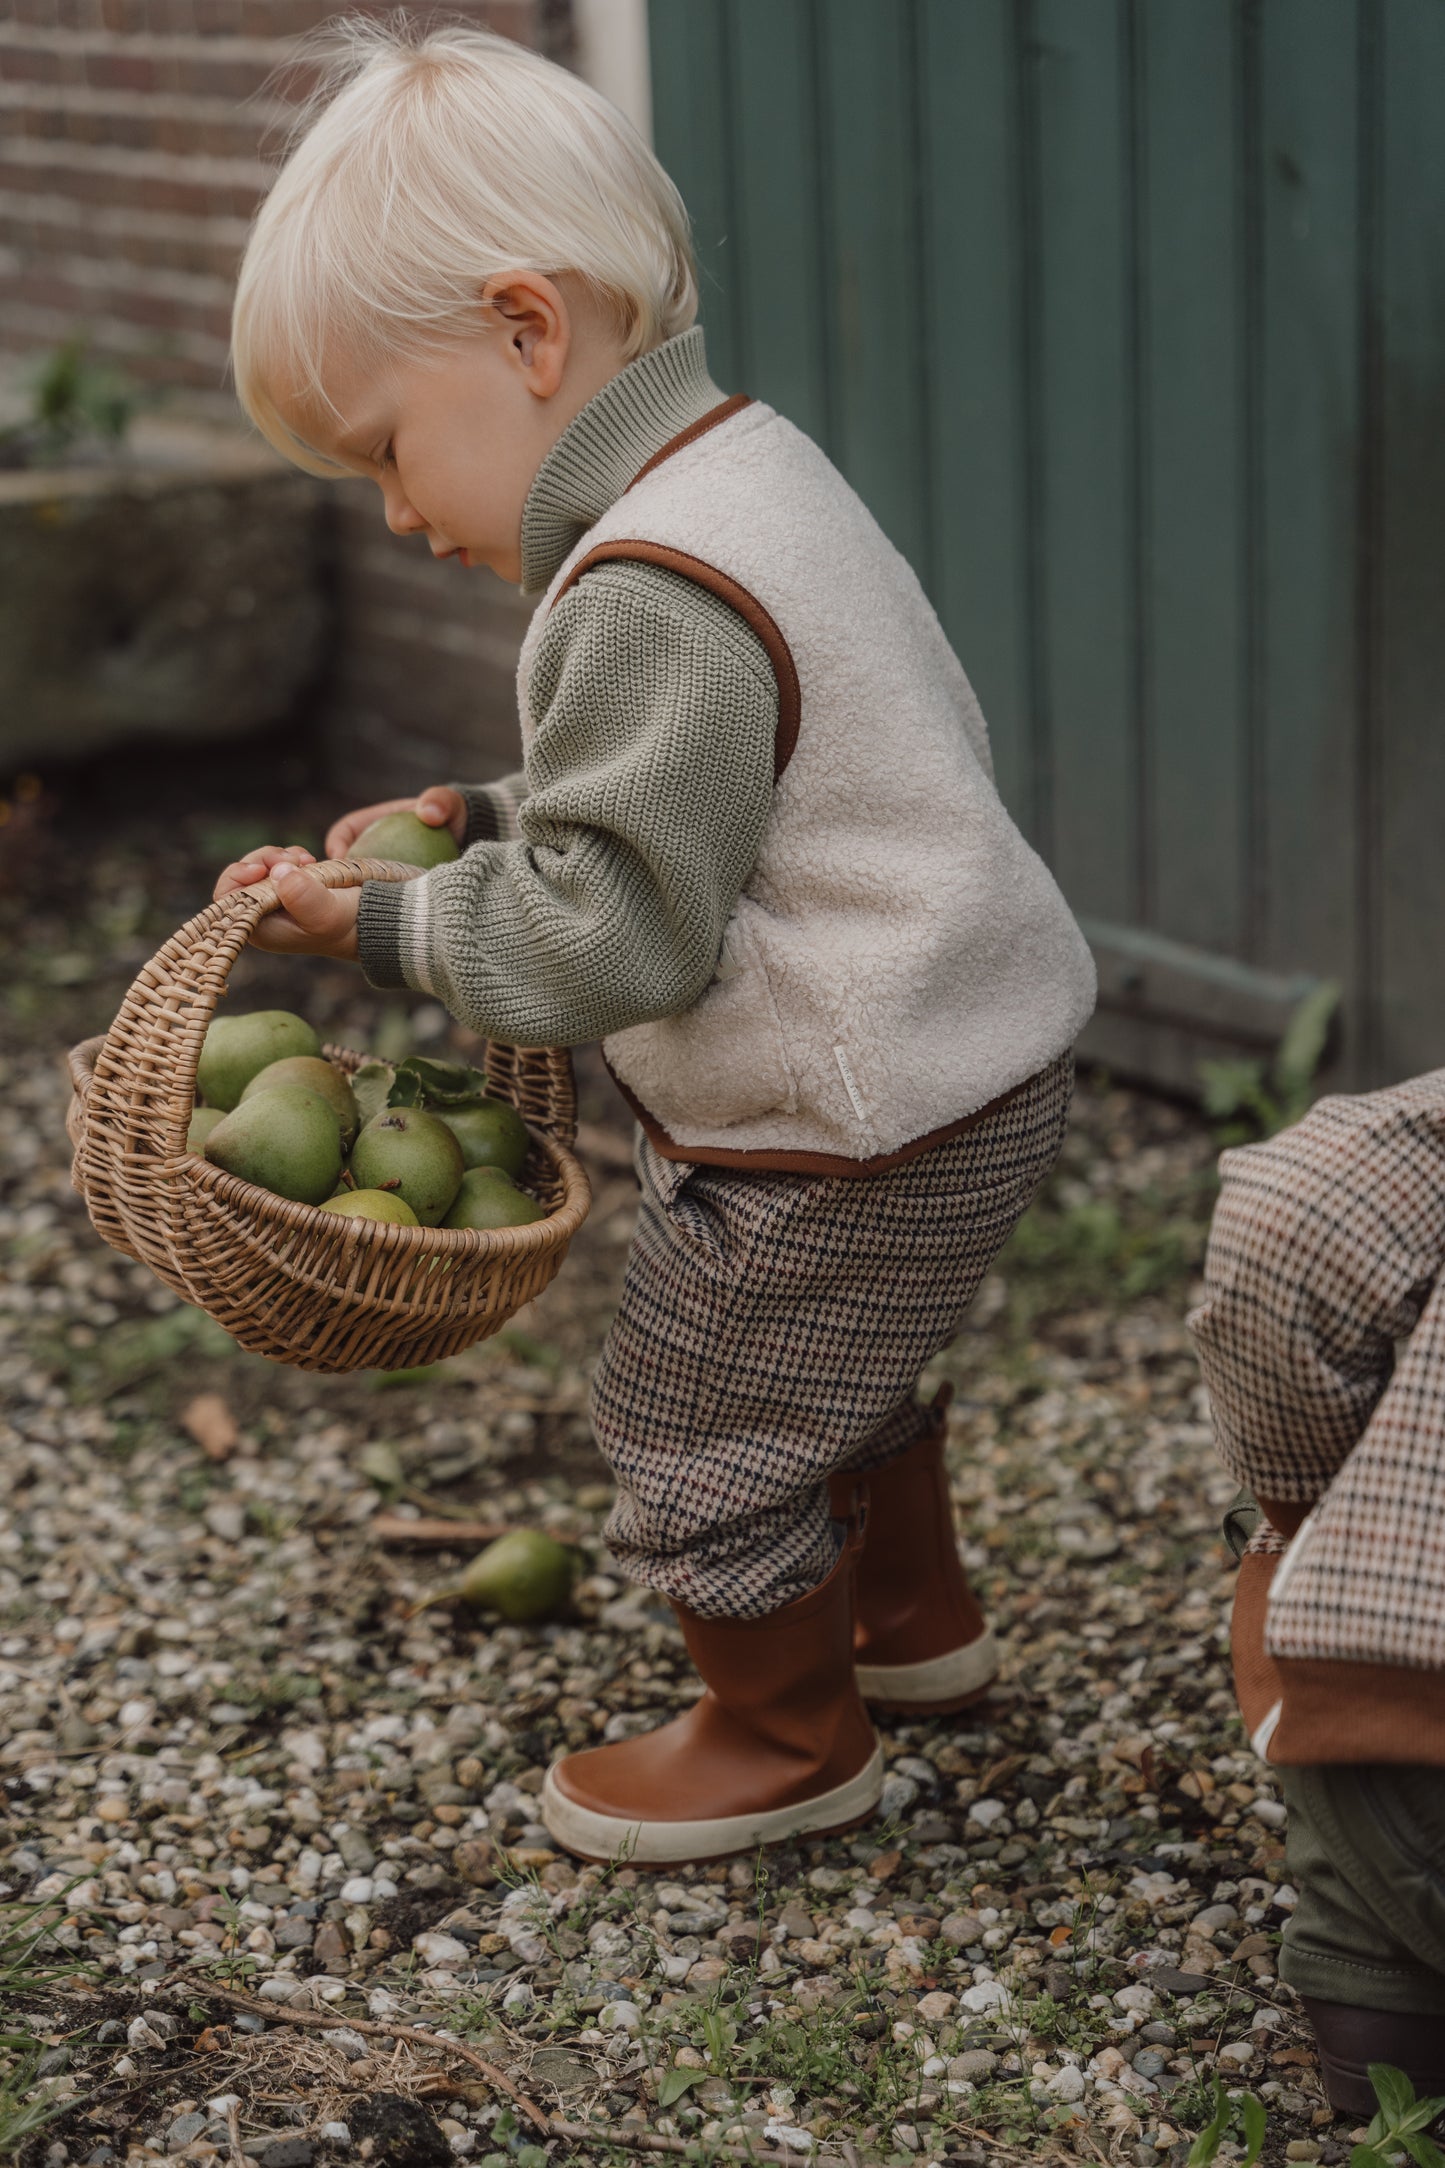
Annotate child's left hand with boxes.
[213,846,362,958]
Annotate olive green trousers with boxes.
[1224,1487,1445,2014]
[1279,1764,1445,2016]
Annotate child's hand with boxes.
[325,787,466,862]
[213,849,362,958]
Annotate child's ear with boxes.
[481,272,569,398]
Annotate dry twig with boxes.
[190,1987,898,2166]
[195,1985,548,2136]
[371,1513,510,1548]
[545,2122,854,2164]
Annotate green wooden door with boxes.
[649,0,1445,1092]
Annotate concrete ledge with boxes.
[0,419,329,771]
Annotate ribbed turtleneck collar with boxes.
[518,326,725,594]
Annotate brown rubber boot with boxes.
[540,1531,883,1864]
[830,1385,997,1714]
[1301,1996,1445,2117]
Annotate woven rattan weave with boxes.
[66,857,591,1374]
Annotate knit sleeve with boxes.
[355,561,779,1046]
[450,772,528,846]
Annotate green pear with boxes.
[440,1097,531,1179]
[241,1055,359,1147]
[349,1106,464,1226]
[187,1106,226,1153]
[203,1083,343,1205]
[197,1010,320,1112]
[319,1188,420,1226]
[352,811,459,870]
[443,1166,545,1230]
[450,1530,575,1621]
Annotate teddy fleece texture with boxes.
[516,396,1097,1164]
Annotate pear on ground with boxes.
[187,1106,226,1153]
[352,811,459,870]
[443,1166,545,1230]
[241,1055,359,1147]
[423,1530,575,1622]
[203,1083,343,1205]
[319,1189,419,1226]
[349,1107,463,1226]
[197,1010,320,1111]
[441,1097,530,1179]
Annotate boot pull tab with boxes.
[930,1380,955,1419]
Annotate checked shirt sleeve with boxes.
[355,561,779,1048]
[1187,1070,1445,1507]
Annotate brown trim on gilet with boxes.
[603,1056,1038,1179]
[1233,1549,1445,1767]
[626,390,753,488]
[550,393,800,780]
[554,539,800,782]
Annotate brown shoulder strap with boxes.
[553,537,800,783]
[625,392,753,491]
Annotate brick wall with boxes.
[0,0,573,796]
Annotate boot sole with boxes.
[856,1628,997,1713]
[540,1744,886,1865]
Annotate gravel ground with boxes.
[0,753,1357,2167]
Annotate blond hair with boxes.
[231,14,698,473]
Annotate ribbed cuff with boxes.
[457,786,503,848]
[454,780,528,845]
[356,877,414,991]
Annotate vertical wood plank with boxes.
[726,0,830,441]
[917,0,1034,834]
[1031,0,1136,920]
[1140,2,1248,955]
[1377,0,1445,1081]
[1255,0,1361,1026]
[816,0,930,572]
[647,0,743,387]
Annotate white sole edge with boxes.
[855,1628,998,1706]
[540,1743,885,1864]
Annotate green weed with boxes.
[1199,978,1340,1143]
[1352,2062,1445,2168]
[0,338,142,467]
[0,2049,71,2159]
[1186,2075,1266,2167]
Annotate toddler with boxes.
[216,20,1097,1865]
[1191,1080,1445,2107]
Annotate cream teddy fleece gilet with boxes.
[516,396,1097,1173]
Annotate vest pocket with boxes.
[605,908,798,1134]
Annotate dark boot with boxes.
[540,1533,882,1864]
[830,1386,996,1713]
[1302,1995,1445,2117]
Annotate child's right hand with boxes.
[324,786,467,861]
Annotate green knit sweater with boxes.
[356,330,780,1046]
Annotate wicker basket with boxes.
[65,857,591,1374]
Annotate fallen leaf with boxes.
[181,1392,239,1462]
[977,1754,1026,1797]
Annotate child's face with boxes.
[289,274,619,584]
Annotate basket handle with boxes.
[78,858,422,1158]
[217,854,422,939]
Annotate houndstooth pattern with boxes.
[590,1055,1073,1617]
[1188,1070,1445,1671]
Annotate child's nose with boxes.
[381,483,425,538]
